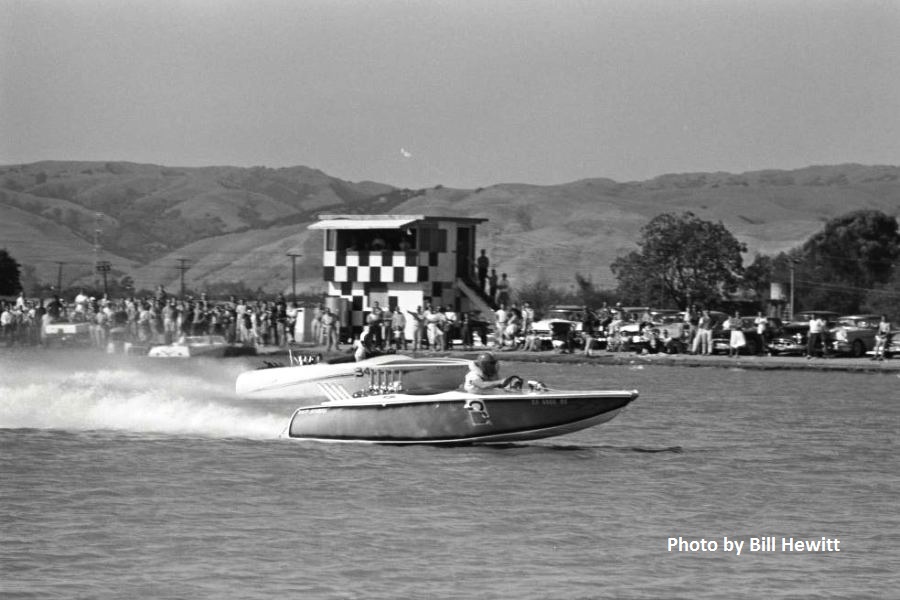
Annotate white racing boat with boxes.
[285,377,638,445]
[235,353,471,402]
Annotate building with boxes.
[308,214,492,339]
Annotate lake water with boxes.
[2,351,898,599]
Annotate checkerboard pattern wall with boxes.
[323,250,439,284]
[323,250,458,339]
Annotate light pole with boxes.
[176,258,190,299]
[287,252,302,302]
[96,261,111,296]
[55,261,65,292]
[789,260,796,321]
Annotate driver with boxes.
[464,352,519,393]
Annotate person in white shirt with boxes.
[494,304,508,347]
[754,312,768,355]
[872,315,891,361]
[807,315,826,359]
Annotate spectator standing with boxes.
[521,301,534,335]
[726,311,746,357]
[488,269,498,307]
[312,303,324,344]
[391,307,407,350]
[162,298,177,344]
[408,306,426,350]
[807,315,826,359]
[496,273,511,307]
[692,309,712,355]
[460,312,474,350]
[872,315,891,361]
[367,301,385,350]
[275,295,287,346]
[754,311,768,355]
[494,303,508,348]
[424,304,441,351]
[320,308,339,352]
[582,306,597,357]
[0,303,11,344]
[476,250,490,293]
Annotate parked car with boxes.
[829,314,881,358]
[788,311,840,327]
[617,308,684,352]
[768,310,840,357]
[530,305,585,351]
[712,316,783,355]
[767,323,807,356]
[43,320,91,346]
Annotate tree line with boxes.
[518,209,900,320]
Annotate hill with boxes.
[1,161,899,295]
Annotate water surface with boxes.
[2,352,897,599]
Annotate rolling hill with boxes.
[1,161,898,296]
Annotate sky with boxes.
[2,0,899,190]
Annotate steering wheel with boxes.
[503,375,523,391]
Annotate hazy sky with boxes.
[2,0,898,189]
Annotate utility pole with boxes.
[93,213,103,289]
[176,258,190,299]
[96,261,111,296]
[55,261,65,292]
[789,260,796,322]
[287,252,302,301]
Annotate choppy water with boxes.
[1,351,898,599]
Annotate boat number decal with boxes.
[531,398,568,406]
[464,399,492,426]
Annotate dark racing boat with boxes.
[285,379,638,445]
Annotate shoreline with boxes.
[266,344,900,374]
[3,343,897,374]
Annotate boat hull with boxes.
[236,355,470,402]
[286,389,638,444]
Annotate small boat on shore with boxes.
[148,335,231,358]
[235,353,471,401]
[284,379,638,445]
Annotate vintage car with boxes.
[712,315,783,355]
[529,305,613,351]
[530,305,586,351]
[767,323,807,356]
[829,314,881,358]
[788,311,840,327]
[768,311,840,357]
[616,308,684,352]
[43,320,91,345]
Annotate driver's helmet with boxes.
[475,352,498,378]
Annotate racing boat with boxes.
[284,378,638,445]
[235,353,471,401]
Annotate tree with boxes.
[515,276,563,316]
[0,249,23,295]
[793,210,900,314]
[611,212,746,308]
[864,274,900,321]
[742,253,775,304]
